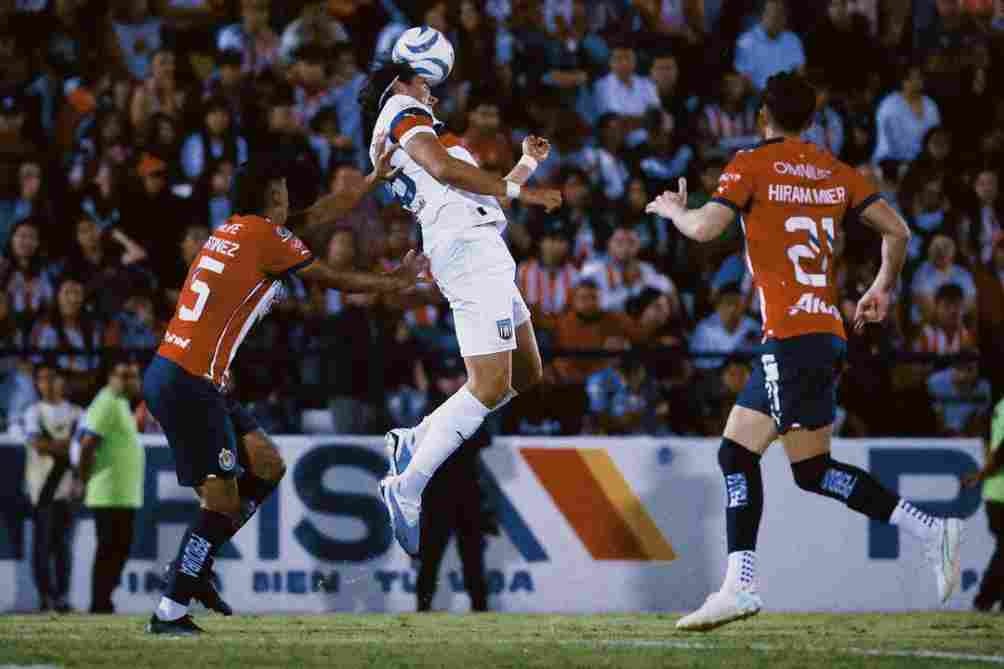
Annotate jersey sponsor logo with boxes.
[788,292,841,320]
[219,448,236,472]
[772,161,833,180]
[719,172,741,183]
[768,184,847,205]
[497,318,513,341]
[163,332,191,349]
[204,235,241,258]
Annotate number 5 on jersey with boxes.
[180,256,225,322]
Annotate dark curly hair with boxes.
[357,60,422,130]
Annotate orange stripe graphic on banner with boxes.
[520,448,675,561]
[578,449,676,561]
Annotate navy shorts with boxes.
[143,355,259,487]
[736,333,847,435]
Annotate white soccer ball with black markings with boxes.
[391,26,455,86]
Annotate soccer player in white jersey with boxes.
[359,62,563,555]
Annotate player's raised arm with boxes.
[404,132,561,211]
[853,197,911,330]
[503,135,551,186]
[295,249,428,294]
[645,178,735,242]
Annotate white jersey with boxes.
[20,400,83,505]
[369,94,506,251]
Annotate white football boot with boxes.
[676,589,763,632]
[926,518,964,604]
[385,428,417,476]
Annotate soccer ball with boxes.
[391,26,455,86]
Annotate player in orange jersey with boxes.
[144,142,428,636]
[646,71,963,631]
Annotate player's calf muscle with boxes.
[244,432,286,482]
[200,477,241,517]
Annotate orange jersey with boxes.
[712,138,880,341]
[157,215,314,385]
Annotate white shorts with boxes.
[427,222,531,358]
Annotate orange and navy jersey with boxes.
[157,214,314,386]
[712,137,881,341]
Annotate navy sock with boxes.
[165,510,236,606]
[718,439,764,552]
[791,454,898,521]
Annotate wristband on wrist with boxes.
[518,155,539,171]
[505,180,521,199]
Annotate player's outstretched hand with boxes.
[522,135,551,162]
[645,177,688,219]
[519,186,562,212]
[389,249,430,290]
[853,285,890,332]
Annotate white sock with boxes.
[399,385,491,502]
[890,499,942,542]
[411,388,515,453]
[723,551,758,592]
[155,596,188,621]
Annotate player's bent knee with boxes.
[244,431,286,482]
[200,476,242,518]
[790,453,831,492]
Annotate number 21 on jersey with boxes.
[785,216,835,287]
[180,256,225,322]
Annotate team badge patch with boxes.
[219,448,236,472]
[275,226,293,242]
[497,318,513,341]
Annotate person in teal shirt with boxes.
[965,395,1004,611]
[74,361,144,614]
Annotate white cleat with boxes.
[676,589,763,632]
[927,518,964,604]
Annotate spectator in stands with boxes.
[518,218,579,327]
[462,97,514,177]
[626,286,683,348]
[697,356,753,436]
[120,153,191,282]
[278,2,349,68]
[203,49,249,130]
[806,0,875,96]
[690,283,760,371]
[733,0,805,92]
[902,173,964,266]
[75,360,144,613]
[453,0,501,91]
[918,0,989,121]
[556,167,606,265]
[322,44,368,169]
[129,49,189,139]
[971,169,1001,264]
[180,96,248,183]
[593,44,660,129]
[872,64,941,167]
[910,235,977,325]
[308,107,355,181]
[193,159,235,232]
[290,44,334,129]
[110,292,161,351]
[111,0,163,80]
[0,162,50,248]
[964,393,1004,612]
[585,351,656,435]
[0,220,54,330]
[580,224,676,312]
[384,317,430,431]
[21,365,82,613]
[635,109,696,198]
[802,73,844,157]
[29,277,106,401]
[928,347,992,437]
[50,212,149,319]
[0,94,40,210]
[649,52,697,135]
[164,224,209,307]
[913,283,977,355]
[697,71,760,160]
[539,0,604,122]
[0,291,25,427]
[620,176,674,267]
[551,279,630,384]
[975,234,1004,391]
[217,0,279,75]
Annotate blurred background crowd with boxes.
[0,0,1003,438]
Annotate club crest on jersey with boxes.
[219,448,236,472]
[497,318,513,341]
[275,226,293,242]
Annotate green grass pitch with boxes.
[1,612,1002,668]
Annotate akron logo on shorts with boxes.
[497,318,513,341]
[219,448,236,472]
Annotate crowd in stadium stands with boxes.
[0,0,1002,439]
